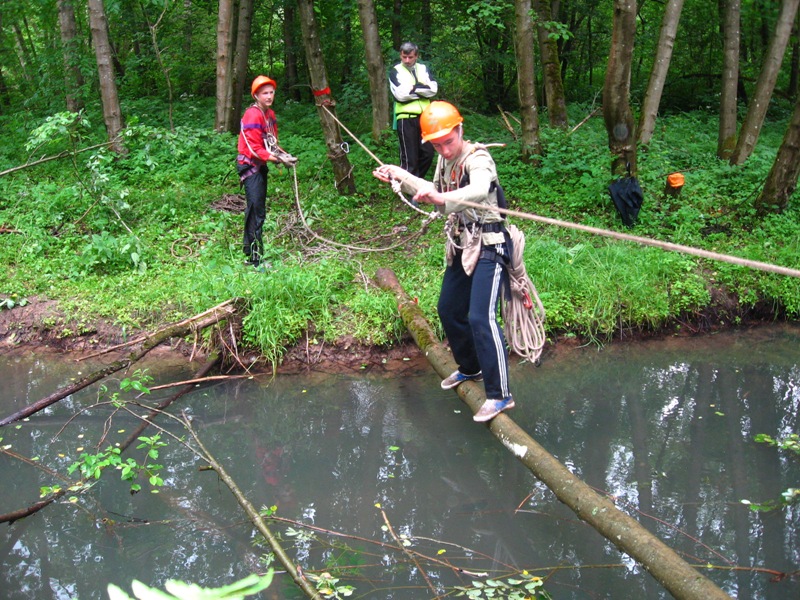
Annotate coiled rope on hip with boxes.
[503,224,547,363]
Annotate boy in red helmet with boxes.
[373,101,514,423]
[237,76,297,268]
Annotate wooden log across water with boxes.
[374,267,732,600]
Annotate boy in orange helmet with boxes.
[373,101,514,422]
[237,76,297,267]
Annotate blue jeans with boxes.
[437,254,510,399]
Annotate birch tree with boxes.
[514,0,544,162]
[87,0,125,154]
[718,0,741,159]
[730,0,800,165]
[637,0,684,146]
[357,0,390,141]
[296,0,356,195]
[602,0,637,175]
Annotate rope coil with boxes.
[503,224,546,363]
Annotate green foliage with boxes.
[39,373,167,496]
[0,292,29,310]
[61,431,166,496]
[79,231,147,274]
[455,572,551,599]
[107,573,274,600]
[2,100,800,363]
[25,111,90,153]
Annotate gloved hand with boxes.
[281,154,298,167]
[275,153,298,167]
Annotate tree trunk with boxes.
[602,0,637,175]
[789,9,799,98]
[391,0,403,51]
[532,0,569,127]
[57,0,85,113]
[637,0,685,146]
[718,0,741,159]
[754,94,800,214]
[730,0,800,165]
[296,0,356,195]
[283,1,302,102]
[214,0,235,133]
[231,0,254,131]
[375,267,732,600]
[87,0,125,154]
[514,0,544,163]
[11,22,33,88]
[357,0,390,141]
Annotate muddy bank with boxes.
[0,293,786,375]
[0,296,432,375]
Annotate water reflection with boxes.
[1,325,799,599]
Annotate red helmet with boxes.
[420,101,463,142]
[251,76,277,98]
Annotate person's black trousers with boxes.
[239,164,268,263]
[437,255,511,400]
[397,116,435,179]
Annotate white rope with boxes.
[502,224,546,363]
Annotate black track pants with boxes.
[397,116,435,179]
[437,255,511,400]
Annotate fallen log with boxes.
[0,301,237,427]
[374,267,731,600]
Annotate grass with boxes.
[1,95,799,362]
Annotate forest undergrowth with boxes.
[1,96,799,368]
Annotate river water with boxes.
[1,325,799,599]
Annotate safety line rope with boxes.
[320,104,800,280]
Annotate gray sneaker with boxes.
[441,370,483,390]
[473,396,515,422]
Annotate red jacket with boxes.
[237,105,278,165]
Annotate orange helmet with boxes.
[420,101,463,142]
[251,75,277,97]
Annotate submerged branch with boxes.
[0,354,222,524]
[375,267,732,600]
[184,414,323,599]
